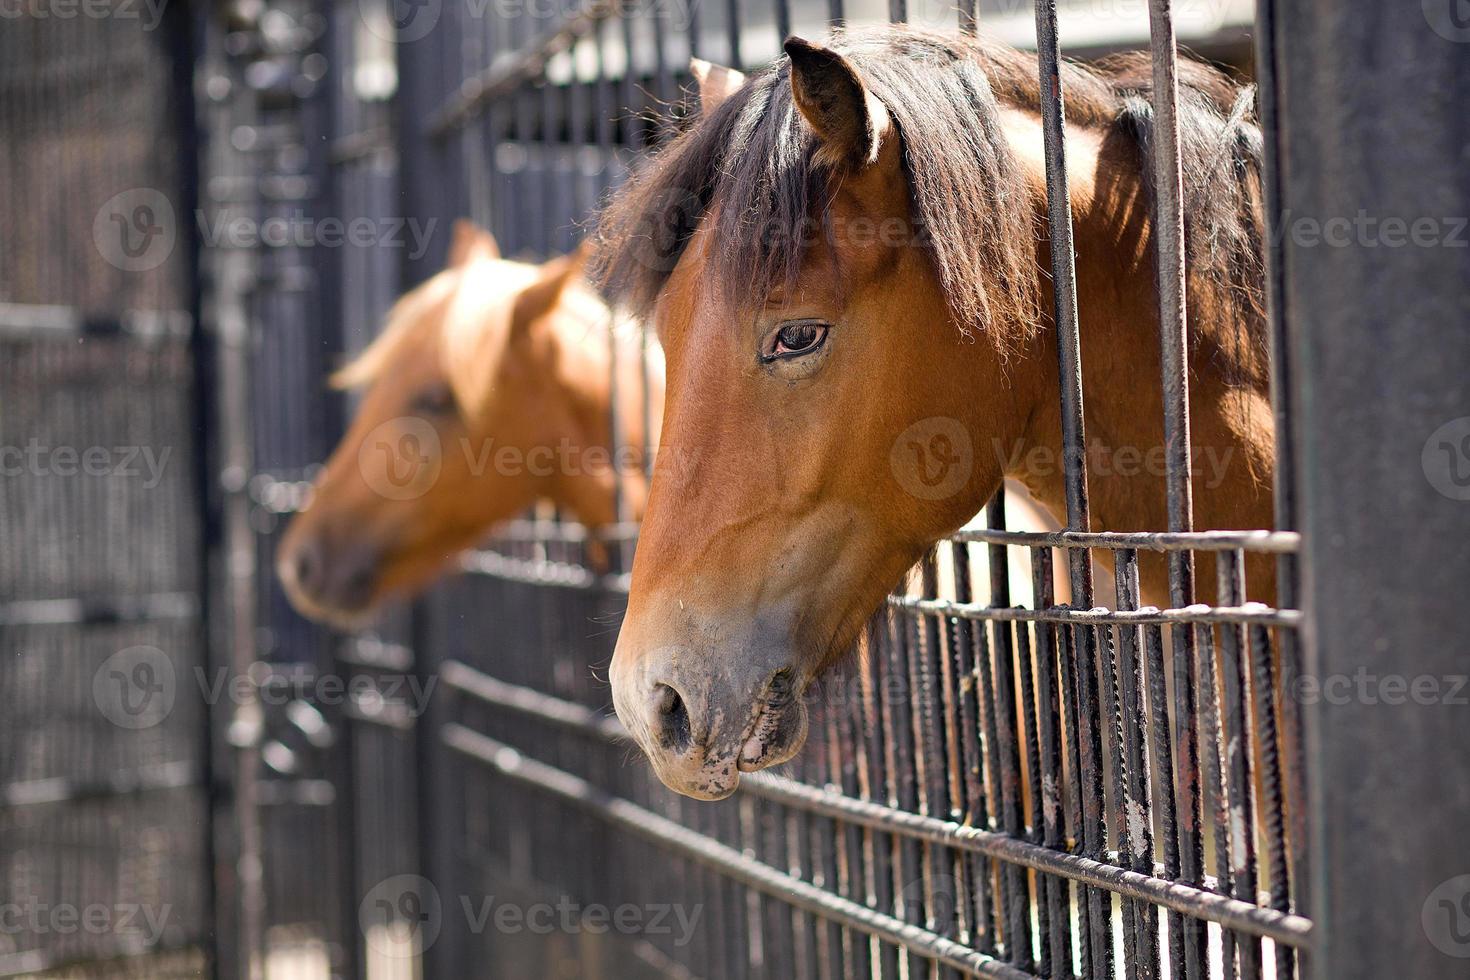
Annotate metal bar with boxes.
[0,762,201,809]
[438,664,1315,946]
[984,497,1034,970]
[428,0,619,138]
[443,725,1041,979]
[1142,4,1207,975]
[951,541,1000,957]
[1192,621,1235,976]
[1029,546,1072,977]
[1251,0,1308,960]
[0,592,198,627]
[0,303,192,339]
[891,596,1300,629]
[953,528,1299,554]
[1216,551,1261,978]
[1115,551,1160,980]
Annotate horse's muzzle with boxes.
[611,641,809,800]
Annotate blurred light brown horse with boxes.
[278,222,662,627]
[597,28,1272,799]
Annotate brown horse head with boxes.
[278,221,659,627]
[595,27,1270,798]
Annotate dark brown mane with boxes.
[593,24,1266,381]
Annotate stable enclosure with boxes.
[2,0,1467,979]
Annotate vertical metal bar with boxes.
[985,495,1033,970]
[1115,550,1160,980]
[1192,621,1234,977]
[1098,615,1139,980]
[884,605,929,979]
[859,625,901,977]
[725,0,742,69]
[1030,546,1072,978]
[828,690,872,978]
[950,541,999,956]
[1143,2,1207,975]
[958,0,978,34]
[1249,618,1293,980]
[916,556,961,980]
[1217,551,1261,979]
[1143,621,1186,976]
[1251,3,1307,967]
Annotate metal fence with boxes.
[304,0,1308,978]
[5,0,1468,978]
[0,5,214,978]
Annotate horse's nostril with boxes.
[292,542,322,594]
[652,683,692,753]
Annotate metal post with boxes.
[1264,4,1470,978]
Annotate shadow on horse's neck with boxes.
[995,107,1277,606]
[537,312,660,534]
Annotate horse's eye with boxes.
[411,383,456,416]
[766,320,829,360]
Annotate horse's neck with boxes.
[1002,108,1277,605]
[540,307,660,528]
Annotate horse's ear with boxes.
[784,36,890,169]
[510,244,587,335]
[690,58,746,115]
[448,219,500,267]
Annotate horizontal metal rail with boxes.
[888,595,1301,628]
[329,126,393,166]
[0,592,199,627]
[427,0,620,138]
[438,663,1313,946]
[442,723,1040,979]
[337,636,415,673]
[458,549,631,592]
[953,527,1300,554]
[0,761,200,809]
[0,933,206,979]
[455,550,1299,627]
[0,303,192,340]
